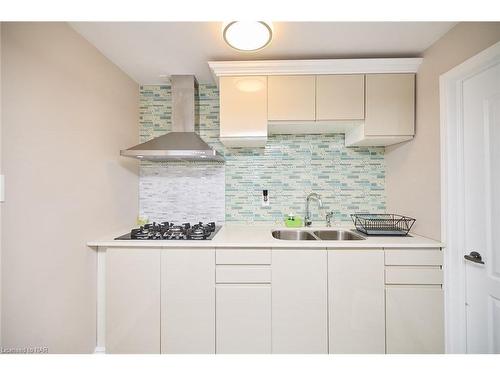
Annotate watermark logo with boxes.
[1,347,49,354]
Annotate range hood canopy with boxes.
[120,75,224,162]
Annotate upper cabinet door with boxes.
[268,75,316,121]
[365,73,415,136]
[316,74,365,120]
[219,76,267,144]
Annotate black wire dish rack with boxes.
[351,214,416,236]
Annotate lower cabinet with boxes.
[386,286,444,354]
[216,284,272,354]
[328,250,385,353]
[105,247,215,354]
[272,249,328,353]
[106,248,161,354]
[104,247,444,354]
[161,249,215,353]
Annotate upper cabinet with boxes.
[219,76,268,147]
[316,75,365,120]
[345,73,415,147]
[268,75,316,121]
[365,74,415,136]
[210,58,422,148]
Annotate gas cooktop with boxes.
[115,221,221,240]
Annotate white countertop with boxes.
[87,224,443,249]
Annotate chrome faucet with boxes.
[305,193,323,227]
[326,211,334,227]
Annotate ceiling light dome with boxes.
[223,21,273,51]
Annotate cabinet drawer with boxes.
[385,267,443,285]
[216,265,271,284]
[385,249,442,266]
[216,249,271,265]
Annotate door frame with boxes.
[440,41,500,354]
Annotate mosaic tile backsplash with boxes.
[139,84,386,224]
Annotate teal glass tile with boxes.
[139,84,386,223]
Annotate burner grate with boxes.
[115,221,220,241]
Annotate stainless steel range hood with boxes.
[120,75,224,162]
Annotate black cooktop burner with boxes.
[114,221,220,241]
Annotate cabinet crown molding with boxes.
[208,58,423,84]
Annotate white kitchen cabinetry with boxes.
[316,75,365,120]
[216,285,272,354]
[216,248,271,265]
[210,59,422,147]
[272,249,328,353]
[328,250,385,353]
[384,248,444,354]
[268,75,316,121]
[219,76,268,147]
[386,286,444,354]
[105,248,161,354]
[161,249,215,354]
[365,74,415,136]
[215,249,272,353]
[346,73,415,146]
[101,243,444,354]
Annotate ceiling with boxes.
[70,22,456,84]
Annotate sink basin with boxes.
[272,229,365,241]
[313,230,365,241]
[272,230,318,241]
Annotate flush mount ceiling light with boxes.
[222,21,273,51]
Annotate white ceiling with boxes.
[70,22,456,84]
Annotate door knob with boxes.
[464,251,484,264]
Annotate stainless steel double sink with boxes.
[272,229,365,241]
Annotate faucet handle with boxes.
[326,211,334,227]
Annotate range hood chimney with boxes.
[120,75,224,162]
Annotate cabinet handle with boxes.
[464,251,484,264]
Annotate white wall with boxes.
[1,22,139,353]
[386,22,500,240]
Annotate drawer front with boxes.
[216,249,271,265]
[385,249,442,266]
[385,267,443,285]
[216,266,271,284]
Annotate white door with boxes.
[161,249,215,354]
[329,250,385,353]
[105,248,161,354]
[216,284,272,354]
[272,249,328,354]
[463,57,500,353]
[386,286,444,354]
